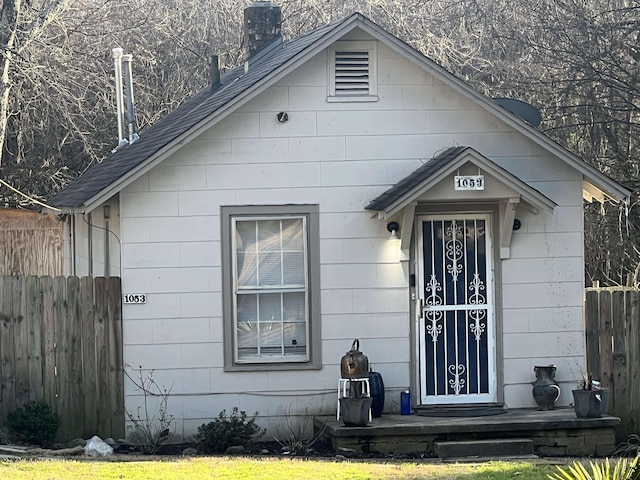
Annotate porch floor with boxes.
[314,407,620,457]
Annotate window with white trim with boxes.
[222,205,321,370]
[328,41,378,102]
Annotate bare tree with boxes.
[0,0,70,169]
[0,0,638,283]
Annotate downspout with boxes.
[88,212,93,276]
[103,205,111,278]
[71,215,76,276]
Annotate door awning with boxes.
[365,146,557,259]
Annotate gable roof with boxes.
[365,146,557,219]
[49,13,630,211]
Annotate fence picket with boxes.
[108,277,125,439]
[94,277,111,437]
[80,276,98,437]
[13,277,30,406]
[0,276,16,422]
[54,277,70,441]
[0,275,123,442]
[67,276,84,439]
[26,276,43,402]
[41,277,56,413]
[599,291,614,390]
[585,290,600,378]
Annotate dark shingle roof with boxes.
[365,146,469,211]
[49,16,353,208]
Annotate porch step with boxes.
[434,438,535,460]
[415,403,507,417]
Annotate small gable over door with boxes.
[366,146,557,259]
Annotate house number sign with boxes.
[454,175,485,191]
[123,294,147,304]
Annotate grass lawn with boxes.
[0,456,564,479]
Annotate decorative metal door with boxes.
[417,215,496,404]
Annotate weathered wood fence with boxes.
[0,276,124,442]
[585,287,640,442]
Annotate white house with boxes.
[50,2,629,440]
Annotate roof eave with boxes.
[369,149,557,218]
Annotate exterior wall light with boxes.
[386,221,400,239]
[277,111,289,123]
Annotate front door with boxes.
[417,214,496,404]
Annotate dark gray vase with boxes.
[339,397,373,427]
[532,365,560,410]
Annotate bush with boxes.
[197,407,265,453]
[124,366,174,455]
[6,401,61,446]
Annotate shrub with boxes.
[273,406,327,455]
[124,366,174,455]
[197,407,265,453]
[6,401,61,446]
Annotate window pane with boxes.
[238,322,258,352]
[236,221,257,287]
[283,252,304,285]
[237,294,257,323]
[259,322,282,352]
[259,293,281,322]
[237,252,257,287]
[258,220,281,252]
[258,252,282,286]
[284,323,306,353]
[282,219,303,250]
[236,222,256,252]
[283,292,305,322]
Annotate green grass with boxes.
[0,456,561,479]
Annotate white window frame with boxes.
[221,205,321,371]
[327,41,378,102]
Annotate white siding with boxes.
[116,36,586,438]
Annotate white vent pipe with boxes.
[112,48,127,148]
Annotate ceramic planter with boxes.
[572,389,608,418]
[339,397,373,427]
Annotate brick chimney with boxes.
[244,1,282,58]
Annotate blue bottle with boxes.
[400,390,411,415]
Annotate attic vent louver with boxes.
[328,41,377,102]
[335,51,370,95]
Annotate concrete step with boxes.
[434,438,535,460]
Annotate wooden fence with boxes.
[585,287,640,441]
[0,276,124,442]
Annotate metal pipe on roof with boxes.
[211,54,221,90]
[112,48,127,148]
[122,54,139,144]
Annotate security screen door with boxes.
[417,214,496,404]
